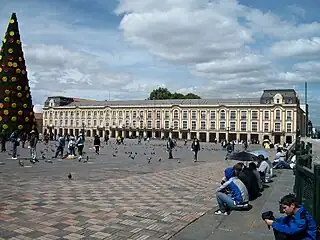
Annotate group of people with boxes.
[214,150,318,239]
[0,129,39,163]
[167,137,200,162]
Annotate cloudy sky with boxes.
[1,0,320,124]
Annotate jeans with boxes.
[95,145,100,154]
[30,147,37,160]
[273,161,291,169]
[194,150,198,161]
[12,142,17,158]
[55,145,64,158]
[216,192,236,212]
[78,145,84,156]
[168,149,173,159]
[1,141,6,152]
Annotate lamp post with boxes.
[226,126,230,142]
[82,122,86,140]
[48,124,54,140]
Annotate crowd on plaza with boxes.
[213,141,318,239]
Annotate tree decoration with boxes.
[0,13,35,133]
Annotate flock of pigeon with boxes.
[0,139,226,180]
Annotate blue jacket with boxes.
[272,205,317,239]
[216,176,249,205]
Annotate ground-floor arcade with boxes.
[44,127,295,144]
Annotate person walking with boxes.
[191,137,200,162]
[29,130,38,163]
[167,137,174,159]
[54,134,65,158]
[76,133,85,161]
[9,130,19,160]
[0,129,7,152]
[94,135,100,154]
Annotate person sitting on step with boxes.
[214,163,249,215]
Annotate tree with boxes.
[0,13,35,134]
[148,87,201,100]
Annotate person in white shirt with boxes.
[257,155,272,183]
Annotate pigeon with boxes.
[112,153,117,157]
[42,155,46,160]
[131,156,135,160]
[68,173,72,180]
[46,159,53,163]
[158,158,161,162]
[147,157,152,164]
[19,160,24,167]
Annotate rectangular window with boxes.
[147,120,152,129]
[251,110,258,120]
[210,121,215,130]
[191,121,196,130]
[200,121,206,130]
[139,121,144,129]
[182,110,188,119]
[132,111,137,118]
[156,110,161,119]
[165,111,169,119]
[286,122,292,133]
[264,122,269,132]
[200,111,206,120]
[210,111,216,120]
[140,111,144,118]
[275,123,281,132]
[241,122,246,132]
[230,121,236,131]
[240,110,247,120]
[156,120,160,129]
[251,122,258,132]
[264,111,269,120]
[219,121,225,130]
[191,110,197,120]
[147,111,152,119]
[173,121,179,130]
[125,111,129,118]
[182,120,188,129]
[165,121,170,129]
[132,120,136,128]
[286,111,292,121]
[230,110,236,120]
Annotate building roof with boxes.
[72,98,96,102]
[62,97,262,107]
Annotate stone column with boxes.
[206,132,210,142]
[161,131,164,139]
[187,132,191,140]
[115,130,118,137]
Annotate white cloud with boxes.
[270,37,320,58]
[1,0,320,123]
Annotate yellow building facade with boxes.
[42,89,306,144]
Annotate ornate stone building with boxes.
[42,89,306,144]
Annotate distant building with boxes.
[42,89,307,144]
[34,113,43,134]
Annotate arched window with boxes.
[220,110,226,120]
[173,110,179,119]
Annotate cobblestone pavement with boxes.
[0,140,260,240]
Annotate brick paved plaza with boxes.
[0,139,251,240]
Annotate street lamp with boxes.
[226,126,230,142]
[82,122,86,140]
[47,124,54,140]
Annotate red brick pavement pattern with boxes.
[0,161,230,240]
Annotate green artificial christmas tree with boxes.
[0,13,35,134]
